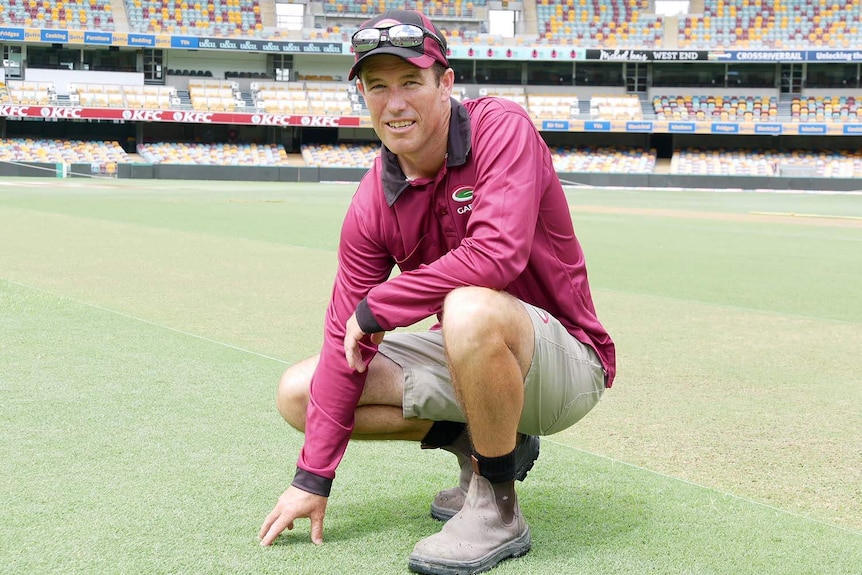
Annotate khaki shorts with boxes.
[377,301,606,436]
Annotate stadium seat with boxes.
[137,141,291,165]
[679,0,861,49]
[124,0,261,37]
[535,0,663,48]
[549,145,657,174]
[0,137,130,165]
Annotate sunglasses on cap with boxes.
[351,23,446,54]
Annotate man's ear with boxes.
[441,68,455,98]
[356,79,366,97]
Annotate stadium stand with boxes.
[527,93,580,120]
[305,81,355,116]
[0,0,857,183]
[0,137,130,164]
[590,94,642,120]
[670,147,862,177]
[671,147,779,175]
[122,85,179,109]
[550,145,657,173]
[250,81,360,115]
[137,141,291,165]
[535,0,663,47]
[124,0,263,36]
[652,95,778,122]
[790,95,862,122]
[7,80,55,105]
[301,142,380,168]
[478,86,528,109]
[187,78,246,111]
[0,0,115,30]
[320,0,484,18]
[678,0,862,49]
[69,83,126,107]
[251,81,311,114]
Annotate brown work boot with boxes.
[430,434,540,521]
[409,474,531,575]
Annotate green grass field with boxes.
[1,179,860,574]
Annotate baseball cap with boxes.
[348,9,449,81]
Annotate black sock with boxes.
[420,421,466,449]
[472,449,516,483]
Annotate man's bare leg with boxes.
[442,287,534,458]
[409,287,535,574]
[276,353,432,441]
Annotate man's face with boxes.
[358,55,453,160]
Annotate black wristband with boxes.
[291,467,333,497]
[355,298,384,335]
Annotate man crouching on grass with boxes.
[259,9,616,574]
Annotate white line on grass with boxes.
[5,278,860,537]
[545,437,862,537]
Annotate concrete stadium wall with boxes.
[556,172,862,192]
[0,162,64,177]
[5,162,856,192]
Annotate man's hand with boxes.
[259,485,328,546]
[344,313,384,373]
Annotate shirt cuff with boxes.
[291,467,333,497]
[356,298,384,334]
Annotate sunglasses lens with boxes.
[387,24,425,48]
[352,28,381,52]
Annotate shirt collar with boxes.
[380,98,472,207]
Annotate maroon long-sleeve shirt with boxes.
[292,97,616,496]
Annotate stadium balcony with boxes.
[251,80,361,115]
[535,0,663,48]
[477,86,528,109]
[137,141,291,165]
[123,85,179,109]
[550,145,657,173]
[678,0,862,49]
[187,78,245,112]
[0,137,130,164]
[306,81,355,116]
[68,83,126,107]
[124,0,263,36]
[7,80,55,105]
[251,81,311,114]
[590,94,642,120]
[653,94,778,122]
[0,0,114,30]
[527,93,580,120]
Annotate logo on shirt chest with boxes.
[451,186,474,215]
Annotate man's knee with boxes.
[442,287,534,374]
[276,356,317,433]
[443,287,530,342]
[442,287,501,338]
